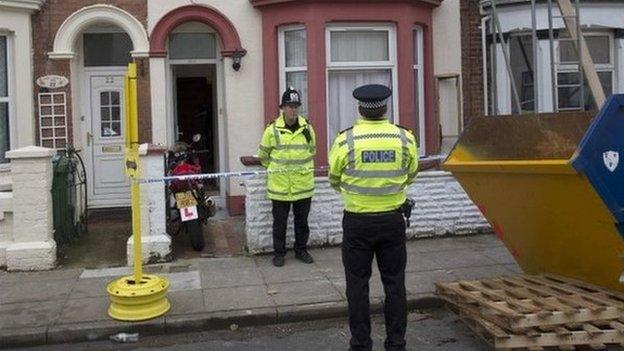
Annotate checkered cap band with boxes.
[358,98,388,109]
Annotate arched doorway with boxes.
[49,5,149,208]
[149,5,246,203]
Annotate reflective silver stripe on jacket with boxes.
[291,187,314,196]
[272,123,281,145]
[269,156,314,165]
[267,188,289,196]
[274,144,310,150]
[340,182,403,195]
[399,128,409,170]
[338,133,414,147]
[346,129,355,169]
[343,168,407,178]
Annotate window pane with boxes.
[169,33,217,60]
[0,36,6,97]
[100,92,109,106]
[558,72,581,85]
[327,69,392,144]
[285,29,306,67]
[101,107,110,121]
[330,30,389,62]
[84,33,133,67]
[0,103,9,163]
[286,71,308,117]
[557,71,612,109]
[559,35,610,64]
[509,35,535,113]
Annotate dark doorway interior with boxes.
[174,64,218,191]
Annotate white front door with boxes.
[85,73,130,208]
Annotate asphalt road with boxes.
[9,308,491,351]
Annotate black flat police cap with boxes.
[353,84,392,109]
[280,87,302,107]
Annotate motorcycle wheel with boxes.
[186,219,205,251]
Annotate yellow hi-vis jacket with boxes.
[258,114,316,201]
[328,118,418,213]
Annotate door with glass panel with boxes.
[82,31,132,208]
[87,75,130,207]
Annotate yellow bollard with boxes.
[106,63,171,321]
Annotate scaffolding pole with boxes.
[490,0,523,114]
[531,0,539,114]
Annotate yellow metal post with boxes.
[107,63,170,321]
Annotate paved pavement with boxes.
[8,310,489,350]
[0,233,520,349]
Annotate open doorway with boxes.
[172,64,219,192]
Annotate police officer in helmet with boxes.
[329,84,418,351]
[258,87,316,267]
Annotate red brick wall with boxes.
[460,0,485,121]
[31,0,152,146]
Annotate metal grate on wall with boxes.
[38,92,68,149]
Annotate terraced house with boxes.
[0,0,482,270]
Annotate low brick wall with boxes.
[244,171,491,254]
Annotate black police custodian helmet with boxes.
[280,87,302,108]
[353,84,392,109]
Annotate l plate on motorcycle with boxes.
[180,205,199,222]
[175,191,198,209]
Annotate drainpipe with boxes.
[481,15,491,115]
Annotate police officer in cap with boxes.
[329,84,418,351]
[258,87,316,267]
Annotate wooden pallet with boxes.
[460,310,624,350]
[436,274,624,333]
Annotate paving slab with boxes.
[405,270,457,295]
[203,285,274,312]
[269,279,344,306]
[0,268,82,284]
[201,265,264,288]
[328,276,385,299]
[68,277,112,299]
[258,260,327,284]
[446,264,515,281]
[167,289,206,316]
[429,249,498,269]
[0,279,74,304]
[58,296,111,323]
[162,271,202,292]
[0,300,64,329]
[472,246,518,265]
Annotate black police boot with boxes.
[272,255,285,267]
[295,250,314,264]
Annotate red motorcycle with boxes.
[165,134,216,251]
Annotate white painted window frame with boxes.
[278,24,307,104]
[0,33,13,168]
[413,26,425,155]
[556,31,615,111]
[325,23,400,147]
[38,92,68,150]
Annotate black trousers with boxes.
[342,211,407,351]
[272,198,311,257]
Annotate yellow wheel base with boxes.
[107,274,171,321]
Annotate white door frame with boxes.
[81,66,130,208]
[166,59,226,200]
